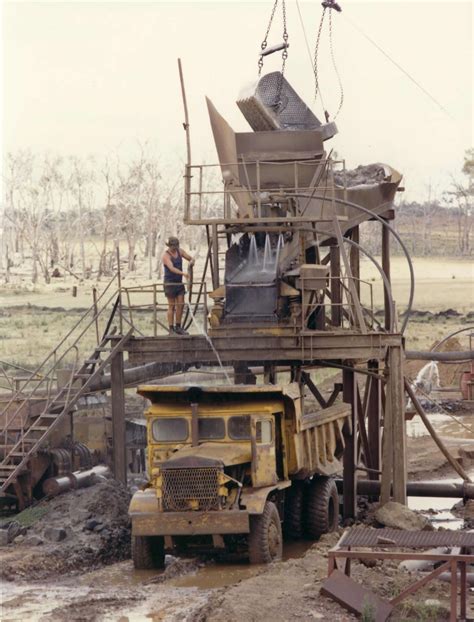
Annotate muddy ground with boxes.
[1,406,474,622]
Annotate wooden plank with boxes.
[111,352,127,484]
[321,570,393,621]
[389,346,407,504]
[342,368,357,520]
[382,220,391,331]
[380,380,393,504]
[330,246,341,327]
[367,361,381,479]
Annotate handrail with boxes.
[1,275,120,441]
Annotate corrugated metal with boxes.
[340,527,474,548]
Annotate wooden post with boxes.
[330,246,342,327]
[349,226,360,298]
[389,345,407,504]
[264,364,277,385]
[212,223,219,289]
[382,220,391,331]
[342,367,357,520]
[367,361,381,480]
[111,351,127,484]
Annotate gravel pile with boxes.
[1,479,131,580]
[334,163,387,187]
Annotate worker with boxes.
[162,236,194,335]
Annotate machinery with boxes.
[129,384,350,567]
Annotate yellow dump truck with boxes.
[129,384,351,568]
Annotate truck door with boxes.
[251,416,277,487]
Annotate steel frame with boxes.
[327,537,472,621]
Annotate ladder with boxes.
[0,329,132,495]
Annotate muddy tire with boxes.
[132,535,165,570]
[303,477,339,539]
[283,481,304,540]
[248,501,283,564]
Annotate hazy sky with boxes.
[2,1,472,201]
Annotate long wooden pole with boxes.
[405,379,472,482]
[178,58,192,222]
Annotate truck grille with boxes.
[162,467,220,512]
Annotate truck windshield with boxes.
[152,417,188,442]
[198,417,225,440]
[228,415,251,440]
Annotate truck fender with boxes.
[129,487,158,516]
[240,480,291,515]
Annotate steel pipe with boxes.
[406,350,474,362]
[335,478,474,499]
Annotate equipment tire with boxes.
[248,501,283,564]
[283,481,304,540]
[132,535,165,570]
[303,476,339,539]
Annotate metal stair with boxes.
[0,330,132,494]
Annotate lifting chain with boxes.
[313,0,343,121]
[258,0,289,108]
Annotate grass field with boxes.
[0,256,472,374]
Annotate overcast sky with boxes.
[2,0,472,201]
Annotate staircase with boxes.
[0,331,132,495]
[0,273,135,499]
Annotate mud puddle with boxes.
[0,540,313,621]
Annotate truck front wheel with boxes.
[303,476,339,539]
[132,535,165,570]
[248,501,283,564]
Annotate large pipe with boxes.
[42,465,111,497]
[88,361,185,392]
[406,350,474,361]
[335,478,474,499]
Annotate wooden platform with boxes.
[122,327,402,367]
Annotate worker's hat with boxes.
[166,236,179,248]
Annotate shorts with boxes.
[164,283,185,299]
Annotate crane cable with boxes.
[258,0,289,107]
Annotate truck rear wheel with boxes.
[248,501,283,564]
[303,476,339,539]
[132,535,165,570]
[283,481,304,540]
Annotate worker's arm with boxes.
[162,253,188,278]
[180,249,195,266]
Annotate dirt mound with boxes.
[1,479,131,581]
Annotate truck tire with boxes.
[132,535,165,570]
[303,476,339,539]
[248,501,283,564]
[283,481,304,540]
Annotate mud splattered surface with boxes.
[1,480,131,581]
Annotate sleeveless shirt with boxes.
[164,250,183,283]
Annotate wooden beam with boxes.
[389,346,407,504]
[111,352,127,484]
[349,226,360,298]
[382,220,391,331]
[367,361,382,480]
[342,367,357,519]
[301,370,326,407]
[212,223,220,289]
[330,246,341,327]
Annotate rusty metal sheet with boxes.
[340,527,474,549]
[321,570,393,621]
[131,509,249,536]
